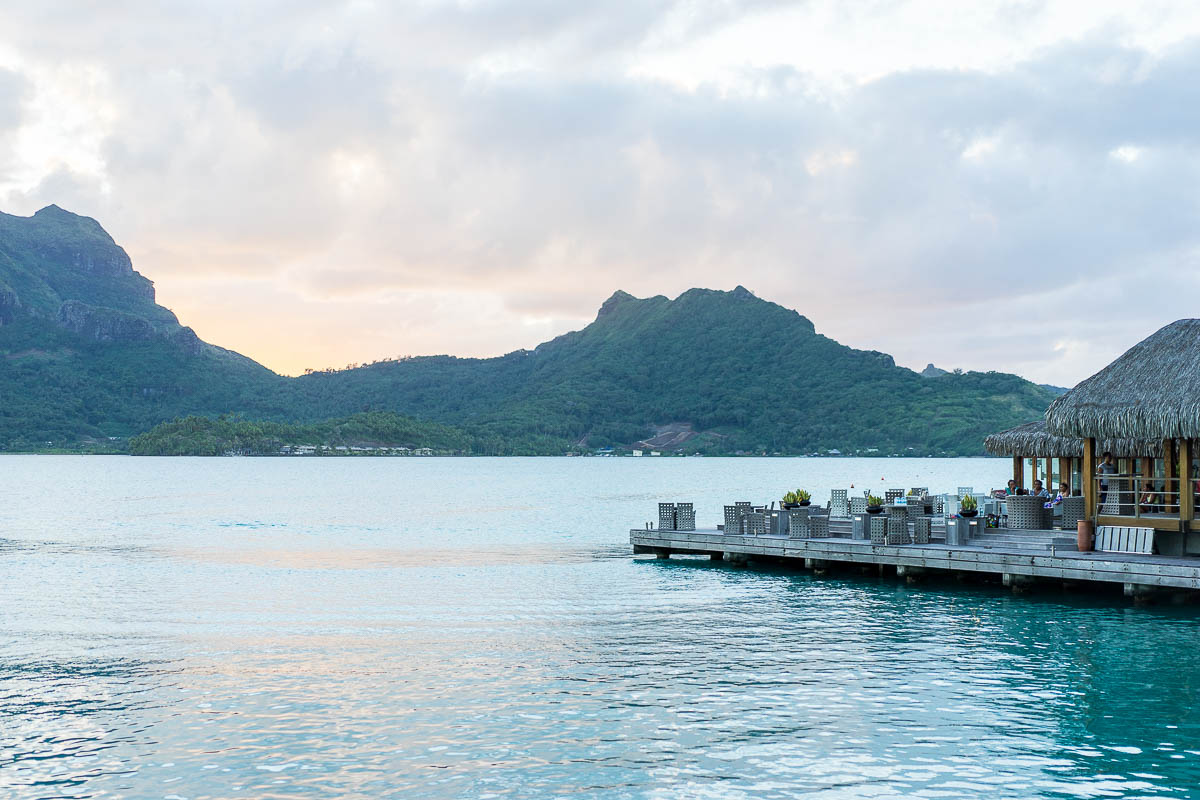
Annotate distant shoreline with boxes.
[0,449,1001,459]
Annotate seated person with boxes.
[1030,479,1051,499]
[1139,480,1161,514]
[1044,482,1070,509]
[1004,479,1019,496]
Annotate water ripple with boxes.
[2,456,1200,798]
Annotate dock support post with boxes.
[726,552,749,566]
[1003,573,1034,593]
[655,549,671,559]
[896,565,925,583]
[709,552,724,561]
[1124,582,1157,602]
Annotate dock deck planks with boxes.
[630,528,1200,590]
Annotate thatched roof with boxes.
[1045,319,1200,440]
[983,420,1161,458]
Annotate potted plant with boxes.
[782,490,799,509]
[960,493,979,518]
[866,494,884,514]
[796,489,811,507]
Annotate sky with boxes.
[2,1,1199,384]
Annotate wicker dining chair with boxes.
[658,502,676,531]
[830,490,849,518]
[1057,496,1085,531]
[723,505,742,535]
[675,502,695,531]
[787,508,810,538]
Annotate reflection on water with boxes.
[2,456,1200,798]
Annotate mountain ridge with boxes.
[0,206,1056,454]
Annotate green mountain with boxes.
[293,287,1055,455]
[0,206,1056,455]
[0,206,290,448]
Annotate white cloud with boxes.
[1109,144,1143,162]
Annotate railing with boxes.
[1093,474,1188,520]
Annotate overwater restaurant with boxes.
[1007,319,1200,554]
[982,419,1160,501]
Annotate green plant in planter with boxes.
[783,490,798,505]
[866,494,884,507]
[796,489,811,503]
[961,493,978,512]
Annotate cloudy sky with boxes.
[1,0,1198,384]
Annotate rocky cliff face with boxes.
[53,300,206,354]
[0,205,164,319]
[0,205,195,351]
[56,300,157,343]
[170,326,204,355]
[36,224,136,279]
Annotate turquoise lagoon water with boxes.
[2,455,1200,799]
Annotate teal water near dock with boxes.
[2,456,1199,798]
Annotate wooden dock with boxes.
[631,524,1200,597]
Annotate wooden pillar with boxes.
[1164,439,1176,513]
[1012,456,1023,489]
[1058,457,1071,492]
[1179,438,1193,524]
[1083,438,1096,520]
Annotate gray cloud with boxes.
[0,3,1198,381]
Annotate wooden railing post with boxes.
[1164,439,1177,513]
[1012,456,1023,489]
[1083,438,1096,520]
[1058,457,1071,492]
[1179,438,1193,525]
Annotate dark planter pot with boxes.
[960,509,978,518]
[866,506,883,515]
[782,502,799,509]
[799,500,811,507]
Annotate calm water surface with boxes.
[2,456,1199,799]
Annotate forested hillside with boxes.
[294,287,1054,455]
[0,206,1056,455]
